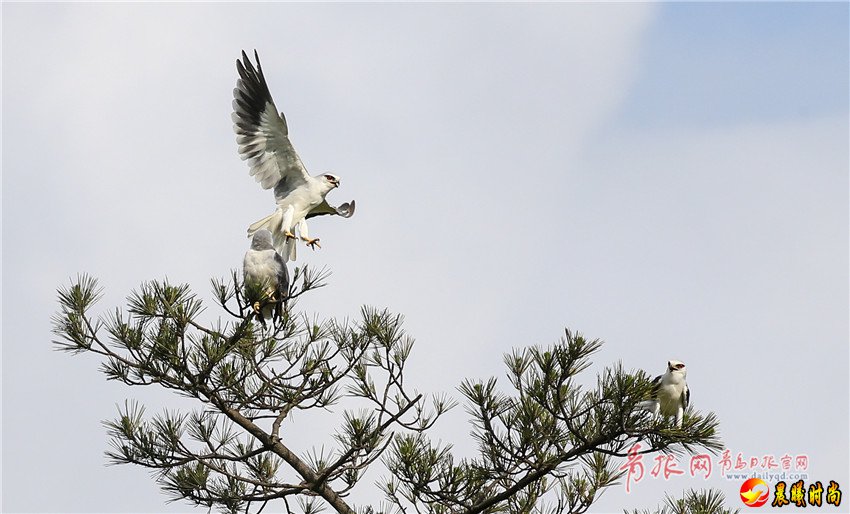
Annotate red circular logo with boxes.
[740,478,770,507]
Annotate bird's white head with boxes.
[321,174,340,190]
[667,360,686,377]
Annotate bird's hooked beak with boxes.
[321,174,340,188]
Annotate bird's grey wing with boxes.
[305,199,356,219]
[650,375,662,399]
[242,252,254,281]
[682,385,690,409]
[232,50,310,190]
[274,252,290,300]
[243,250,272,292]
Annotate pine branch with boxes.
[55,276,727,514]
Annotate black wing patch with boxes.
[233,50,285,135]
[274,252,290,301]
[650,375,662,400]
[682,386,690,409]
[273,251,290,321]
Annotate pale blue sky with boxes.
[619,3,848,129]
[2,3,847,513]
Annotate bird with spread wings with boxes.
[232,50,355,262]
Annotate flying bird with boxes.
[232,50,355,261]
[243,229,289,321]
[639,360,690,428]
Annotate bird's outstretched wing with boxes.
[232,50,310,191]
[306,200,356,219]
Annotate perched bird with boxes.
[232,50,355,261]
[639,360,690,428]
[243,229,289,321]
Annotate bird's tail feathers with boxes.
[261,304,275,320]
[247,209,296,262]
[266,230,295,262]
[247,210,283,238]
[281,236,296,262]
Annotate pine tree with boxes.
[53,270,725,514]
[626,488,740,514]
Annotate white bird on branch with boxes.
[639,360,690,428]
